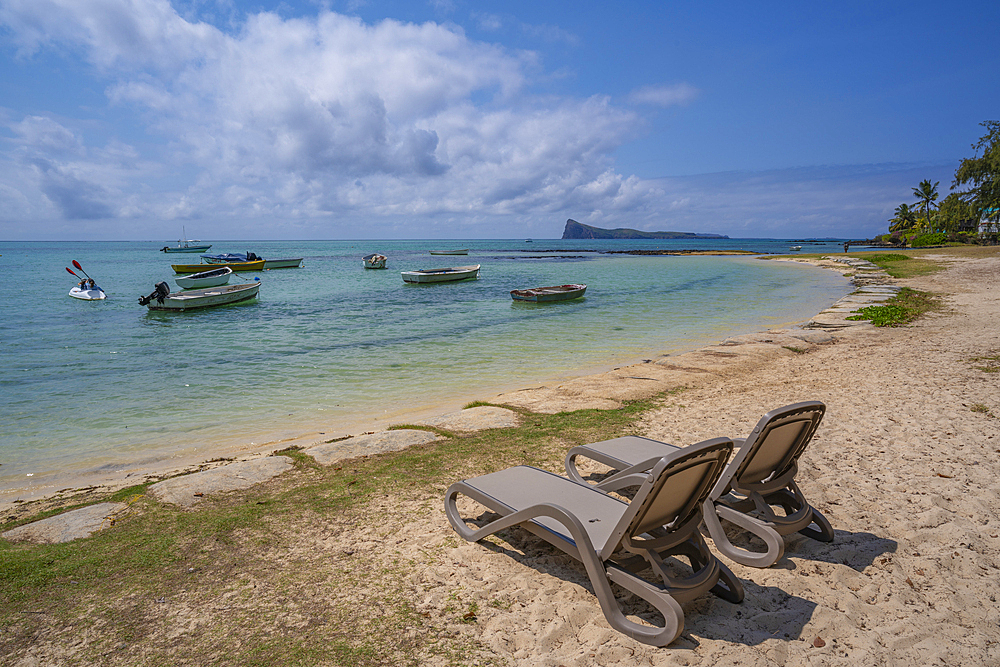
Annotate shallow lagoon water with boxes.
[0,239,852,495]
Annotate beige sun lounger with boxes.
[445,437,743,646]
[565,401,834,568]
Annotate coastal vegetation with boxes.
[969,352,1000,374]
[861,253,941,279]
[881,121,1000,247]
[0,395,666,665]
[846,287,940,327]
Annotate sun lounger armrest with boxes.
[593,456,667,492]
[707,438,748,500]
[445,481,598,556]
[702,498,784,568]
[445,480,686,645]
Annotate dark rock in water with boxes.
[561,219,728,240]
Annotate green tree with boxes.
[953,120,1000,233]
[937,192,975,233]
[889,203,918,233]
[912,179,940,232]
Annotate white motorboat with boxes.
[69,286,106,300]
[161,227,211,252]
[175,266,233,289]
[139,281,260,311]
[363,253,387,269]
[401,265,480,283]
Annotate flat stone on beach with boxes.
[420,406,520,431]
[149,457,294,507]
[789,330,834,344]
[2,502,128,544]
[304,429,441,466]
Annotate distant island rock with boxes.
[561,219,728,240]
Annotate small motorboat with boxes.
[161,227,210,252]
[429,249,469,255]
[510,284,587,302]
[363,253,387,269]
[69,285,106,300]
[201,252,262,264]
[161,241,211,253]
[201,252,302,269]
[789,246,802,251]
[139,280,260,311]
[175,266,233,289]
[401,265,480,284]
[172,260,265,273]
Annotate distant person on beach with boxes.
[843,242,849,253]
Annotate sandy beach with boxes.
[3,249,999,665]
[433,250,1000,665]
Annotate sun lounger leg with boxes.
[798,508,835,542]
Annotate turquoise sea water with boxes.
[0,239,853,498]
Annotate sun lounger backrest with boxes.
[728,401,825,488]
[601,438,732,558]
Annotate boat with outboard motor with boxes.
[161,227,211,252]
[139,280,260,311]
[201,252,302,269]
[363,253,387,269]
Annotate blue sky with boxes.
[1,0,997,240]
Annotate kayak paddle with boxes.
[72,260,92,279]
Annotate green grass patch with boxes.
[385,423,456,438]
[846,288,940,327]
[859,253,942,278]
[970,353,1000,373]
[864,253,910,263]
[0,395,663,665]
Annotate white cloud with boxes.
[473,12,503,31]
[0,0,648,233]
[0,1,938,240]
[628,83,699,108]
[0,0,224,73]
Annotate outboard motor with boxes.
[138,281,171,306]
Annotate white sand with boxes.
[395,252,1000,664]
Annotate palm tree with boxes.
[889,203,918,232]
[912,179,940,232]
